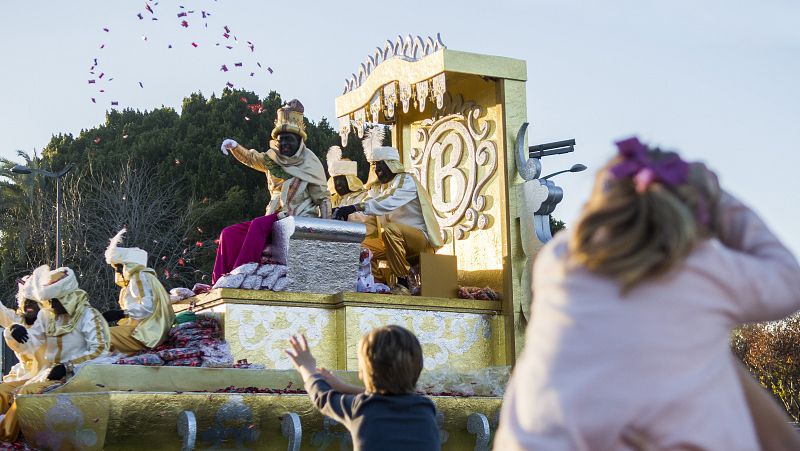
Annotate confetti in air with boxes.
[87,2,275,110]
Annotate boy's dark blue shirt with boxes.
[305,373,440,451]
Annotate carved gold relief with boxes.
[399,81,412,113]
[369,94,382,124]
[338,116,351,147]
[432,73,447,109]
[416,80,429,112]
[409,94,498,241]
[383,82,397,118]
[353,109,366,138]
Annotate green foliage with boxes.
[0,89,365,308]
[549,216,566,235]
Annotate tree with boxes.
[0,89,367,310]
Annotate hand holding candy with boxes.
[221,139,238,156]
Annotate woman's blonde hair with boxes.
[357,325,423,395]
[569,145,720,292]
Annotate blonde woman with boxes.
[495,137,800,450]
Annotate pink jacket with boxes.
[495,193,800,450]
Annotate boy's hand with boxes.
[285,334,316,376]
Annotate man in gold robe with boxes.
[213,99,331,282]
[334,146,442,285]
[102,228,175,354]
[1,265,110,441]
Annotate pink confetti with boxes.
[191,42,198,47]
[239,96,247,103]
[164,269,171,279]
[94,137,101,144]
[161,255,167,261]
[195,241,203,247]
[181,20,189,28]
[222,33,229,39]
[178,258,185,266]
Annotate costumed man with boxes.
[0,276,45,417]
[333,131,443,286]
[326,145,372,234]
[1,265,110,442]
[327,146,367,208]
[213,99,332,283]
[102,228,175,354]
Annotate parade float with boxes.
[14,35,572,450]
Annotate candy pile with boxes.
[211,384,306,395]
[212,262,289,291]
[457,286,501,301]
[0,440,34,451]
[116,316,233,368]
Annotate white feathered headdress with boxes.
[326,146,358,177]
[30,264,79,303]
[104,228,148,267]
[361,125,386,163]
[15,275,34,307]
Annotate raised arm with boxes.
[221,139,268,172]
[715,191,800,322]
[0,302,21,329]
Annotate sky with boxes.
[1,1,798,255]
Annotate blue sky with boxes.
[1,1,798,255]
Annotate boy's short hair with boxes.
[358,325,423,395]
